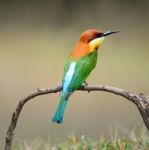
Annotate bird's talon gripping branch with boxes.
[82,82,88,86]
[84,81,88,85]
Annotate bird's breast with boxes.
[70,41,91,59]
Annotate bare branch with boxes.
[5,84,149,150]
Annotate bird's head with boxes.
[71,29,119,59]
[80,29,119,52]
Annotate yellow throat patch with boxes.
[89,37,105,52]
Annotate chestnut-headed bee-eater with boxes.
[52,29,119,124]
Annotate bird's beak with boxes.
[102,31,120,37]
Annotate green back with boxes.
[62,51,98,92]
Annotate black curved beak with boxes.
[102,31,120,37]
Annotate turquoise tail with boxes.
[52,96,68,124]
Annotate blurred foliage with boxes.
[14,127,149,150]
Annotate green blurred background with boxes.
[0,0,149,148]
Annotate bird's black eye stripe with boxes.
[88,33,103,43]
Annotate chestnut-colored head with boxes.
[80,29,103,43]
[71,29,119,59]
[79,29,106,52]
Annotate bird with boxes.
[52,29,119,124]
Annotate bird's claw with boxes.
[83,81,88,86]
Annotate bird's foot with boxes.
[83,81,88,85]
[82,81,90,93]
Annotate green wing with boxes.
[62,51,98,92]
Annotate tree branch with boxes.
[5,84,149,150]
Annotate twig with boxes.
[5,84,149,150]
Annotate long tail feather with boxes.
[52,95,68,124]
